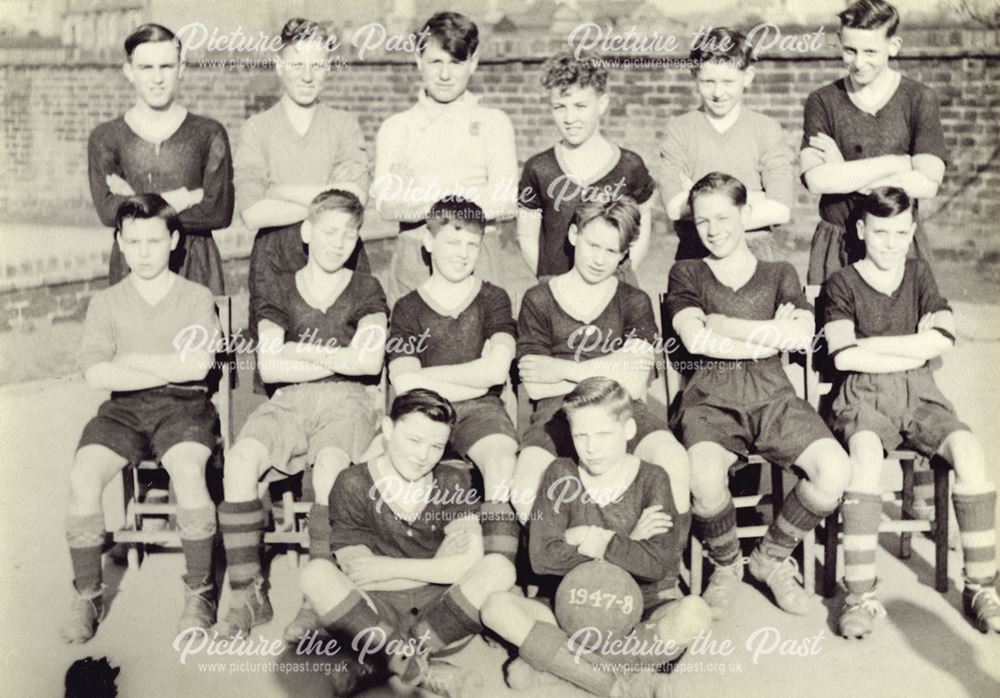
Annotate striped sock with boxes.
[913,459,934,506]
[761,483,835,561]
[410,585,482,652]
[841,492,882,594]
[308,503,332,563]
[480,501,520,562]
[695,499,740,566]
[319,589,405,677]
[218,500,264,590]
[177,505,217,588]
[519,621,617,697]
[953,490,998,585]
[67,513,105,593]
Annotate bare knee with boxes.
[223,440,267,501]
[688,446,733,514]
[69,448,125,506]
[803,439,852,499]
[942,431,989,492]
[313,449,351,503]
[300,559,348,601]
[466,555,517,595]
[480,591,519,630]
[512,449,553,522]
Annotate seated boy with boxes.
[658,27,793,261]
[666,172,851,618]
[482,378,712,697]
[388,197,520,562]
[518,52,655,283]
[300,389,516,697]
[822,187,999,636]
[63,194,221,642]
[214,190,387,641]
[513,196,689,532]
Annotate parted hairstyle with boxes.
[861,186,913,218]
[114,194,180,236]
[561,377,634,423]
[308,189,365,229]
[278,18,331,51]
[839,0,900,37]
[390,389,457,427]
[541,52,608,94]
[688,171,748,210]
[573,195,641,253]
[124,23,180,60]
[426,197,486,236]
[419,12,479,61]
[689,27,754,71]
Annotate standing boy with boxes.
[658,27,793,261]
[388,197,521,563]
[666,173,851,618]
[822,187,999,636]
[518,52,656,281]
[800,0,947,284]
[213,190,387,641]
[88,24,234,294]
[63,195,221,642]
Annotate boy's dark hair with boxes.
[838,0,900,37]
[689,27,754,71]
[308,189,364,229]
[419,12,478,61]
[278,17,330,51]
[574,196,641,253]
[562,377,634,423]
[689,172,748,210]
[861,186,913,218]
[124,23,180,60]
[114,194,180,235]
[390,389,457,427]
[65,656,120,698]
[541,52,608,94]
[426,197,486,236]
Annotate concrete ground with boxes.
[1,235,999,696]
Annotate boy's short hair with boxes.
[124,23,180,60]
[689,27,753,71]
[540,52,608,94]
[426,197,486,236]
[419,12,478,61]
[562,377,634,423]
[390,388,457,428]
[861,186,913,218]
[114,194,180,235]
[278,17,330,51]
[308,189,364,229]
[574,196,641,253]
[689,172,748,210]
[838,0,900,37]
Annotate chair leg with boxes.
[900,456,915,559]
[823,511,839,598]
[284,491,299,568]
[690,536,703,596]
[933,459,950,593]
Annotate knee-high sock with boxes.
[519,621,617,697]
[177,504,217,588]
[319,589,409,678]
[67,513,105,593]
[218,500,265,590]
[953,490,998,585]
[694,498,740,566]
[841,492,881,594]
[480,501,520,562]
[761,483,836,561]
[308,503,332,563]
[410,585,482,652]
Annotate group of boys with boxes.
[63,0,998,696]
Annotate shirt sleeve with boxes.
[800,90,831,152]
[528,462,594,576]
[665,262,703,319]
[78,293,116,373]
[233,117,269,223]
[328,470,381,554]
[776,263,812,313]
[87,125,129,228]
[256,275,292,332]
[656,120,690,209]
[603,467,678,583]
[820,271,856,325]
[329,112,371,198]
[914,260,951,316]
[911,86,949,164]
[518,158,542,211]
[386,295,425,363]
[483,285,516,341]
[189,285,223,339]
[759,118,795,210]
[483,110,519,219]
[516,287,552,359]
[354,275,390,320]
[178,123,235,231]
[626,152,656,205]
[621,287,659,345]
